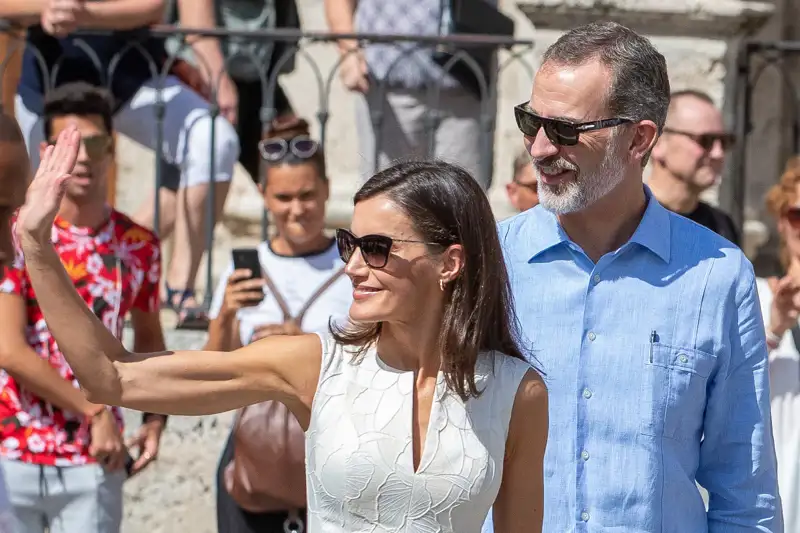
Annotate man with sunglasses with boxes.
[0,83,168,533]
[486,21,781,533]
[648,89,740,245]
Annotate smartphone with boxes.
[231,248,265,307]
[231,248,261,281]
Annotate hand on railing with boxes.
[216,71,239,125]
[41,0,82,38]
[339,45,369,94]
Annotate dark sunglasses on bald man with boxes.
[513,102,631,146]
[662,128,736,152]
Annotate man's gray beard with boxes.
[537,137,626,215]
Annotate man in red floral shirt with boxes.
[0,83,167,533]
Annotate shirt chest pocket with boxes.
[640,343,717,441]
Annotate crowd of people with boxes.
[0,1,798,533]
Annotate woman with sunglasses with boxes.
[758,157,800,532]
[206,120,352,533]
[17,127,547,533]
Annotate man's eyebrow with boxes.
[529,108,581,124]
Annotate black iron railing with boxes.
[0,22,535,311]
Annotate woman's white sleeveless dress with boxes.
[306,334,532,532]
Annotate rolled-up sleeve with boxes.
[697,261,783,532]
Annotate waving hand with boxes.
[16,127,80,246]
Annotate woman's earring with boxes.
[439,279,446,292]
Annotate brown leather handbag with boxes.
[224,264,345,514]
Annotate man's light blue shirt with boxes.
[484,189,782,532]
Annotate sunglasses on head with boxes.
[258,135,319,162]
[335,228,440,269]
[514,102,631,146]
[662,128,736,152]
[48,134,111,160]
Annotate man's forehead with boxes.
[531,61,611,121]
[667,96,723,129]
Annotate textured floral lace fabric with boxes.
[306,334,532,532]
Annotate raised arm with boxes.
[696,260,783,532]
[15,127,322,424]
[488,370,548,533]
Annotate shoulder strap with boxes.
[260,268,292,322]
[261,264,346,325]
[295,267,347,324]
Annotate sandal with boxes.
[163,284,209,331]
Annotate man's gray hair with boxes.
[541,22,670,160]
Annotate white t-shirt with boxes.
[209,240,353,346]
[756,277,800,532]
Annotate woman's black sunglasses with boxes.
[513,102,631,146]
[259,135,319,162]
[335,229,438,269]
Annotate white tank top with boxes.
[306,333,532,532]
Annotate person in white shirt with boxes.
[204,118,351,533]
[757,155,800,532]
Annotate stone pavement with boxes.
[120,326,231,533]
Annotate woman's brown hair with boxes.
[766,156,800,267]
[330,160,534,401]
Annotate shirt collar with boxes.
[523,185,671,263]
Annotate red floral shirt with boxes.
[0,209,160,466]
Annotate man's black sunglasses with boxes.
[335,229,438,269]
[662,128,736,152]
[513,102,631,146]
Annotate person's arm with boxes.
[0,0,46,24]
[0,293,106,418]
[15,240,321,420]
[324,0,357,49]
[175,0,238,123]
[74,0,166,30]
[489,371,547,533]
[177,0,225,81]
[696,260,783,532]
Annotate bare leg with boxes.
[166,181,231,305]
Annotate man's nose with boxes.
[528,129,559,161]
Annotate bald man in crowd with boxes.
[506,149,539,212]
[0,111,29,532]
[648,89,740,245]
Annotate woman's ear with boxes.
[440,244,464,283]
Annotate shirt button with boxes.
[593,274,600,283]
[679,354,689,364]
[581,450,590,461]
[583,389,592,399]
[581,511,590,522]
[587,331,596,341]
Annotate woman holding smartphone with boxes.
[206,118,351,533]
[16,126,547,533]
